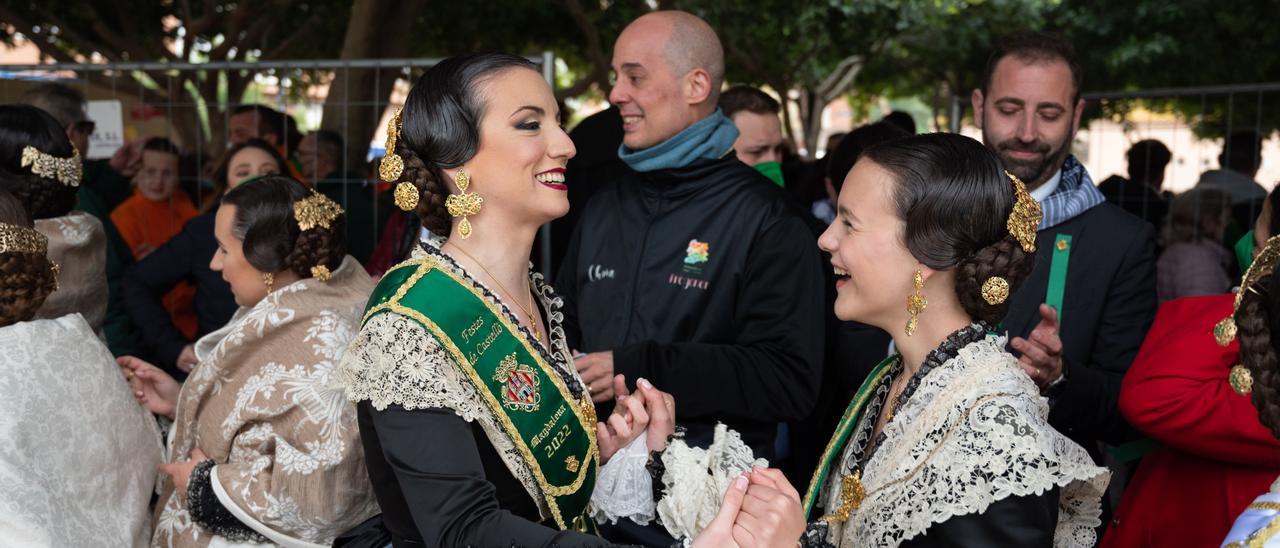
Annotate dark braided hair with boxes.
[0,190,57,326]
[220,176,346,280]
[862,133,1037,325]
[1237,265,1280,438]
[0,105,79,220]
[388,53,538,237]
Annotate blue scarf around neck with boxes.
[617,109,739,173]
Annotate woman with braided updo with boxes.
[0,190,162,546]
[335,52,767,547]
[721,133,1109,547]
[117,176,378,547]
[0,104,111,333]
[1102,187,1280,548]
[1218,198,1280,546]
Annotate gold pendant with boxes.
[819,469,865,524]
[1230,364,1254,395]
[457,217,473,239]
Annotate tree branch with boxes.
[260,13,323,60]
[816,54,864,101]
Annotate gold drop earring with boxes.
[263,272,275,294]
[444,169,483,239]
[906,269,927,336]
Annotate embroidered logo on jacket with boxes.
[494,353,540,412]
[684,240,710,265]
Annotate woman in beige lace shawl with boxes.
[119,177,378,547]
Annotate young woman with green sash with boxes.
[335,54,758,548]
[720,134,1111,547]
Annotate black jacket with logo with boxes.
[557,154,825,457]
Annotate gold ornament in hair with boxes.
[1005,171,1041,253]
[380,109,405,183]
[445,170,483,239]
[21,145,82,187]
[394,181,419,212]
[0,222,48,255]
[981,276,1011,305]
[293,190,344,231]
[1214,234,1280,347]
[311,264,332,282]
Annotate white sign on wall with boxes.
[85,100,124,159]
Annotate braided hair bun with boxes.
[221,176,346,280]
[0,190,57,326]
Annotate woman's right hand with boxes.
[118,355,181,420]
[731,468,807,547]
[689,474,748,548]
[596,376,678,462]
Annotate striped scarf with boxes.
[1040,155,1105,230]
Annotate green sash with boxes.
[363,257,599,532]
[802,355,898,520]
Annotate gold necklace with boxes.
[446,242,542,340]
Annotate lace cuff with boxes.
[656,424,767,540]
[800,522,836,548]
[591,434,656,525]
[187,460,269,544]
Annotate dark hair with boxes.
[0,190,57,326]
[311,129,345,161]
[206,138,291,213]
[220,176,346,279]
[982,31,1083,103]
[391,53,539,236]
[232,104,302,155]
[826,121,910,192]
[1237,262,1280,438]
[1127,139,1172,185]
[1165,189,1230,245]
[142,136,182,157]
[18,82,88,129]
[0,105,79,219]
[882,111,917,135]
[719,86,780,118]
[1222,130,1263,175]
[863,133,1037,325]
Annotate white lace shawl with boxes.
[822,336,1110,547]
[336,245,594,523]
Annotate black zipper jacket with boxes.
[557,154,825,457]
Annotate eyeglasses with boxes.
[72,120,96,135]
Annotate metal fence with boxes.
[0,54,556,271]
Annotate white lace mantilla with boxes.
[824,336,1110,547]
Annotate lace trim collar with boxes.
[850,323,991,472]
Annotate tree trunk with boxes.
[320,0,426,174]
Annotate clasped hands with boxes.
[594,374,806,547]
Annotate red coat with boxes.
[1102,294,1280,548]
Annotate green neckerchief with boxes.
[754,160,785,187]
[363,257,599,532]
[802,355,897,520]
